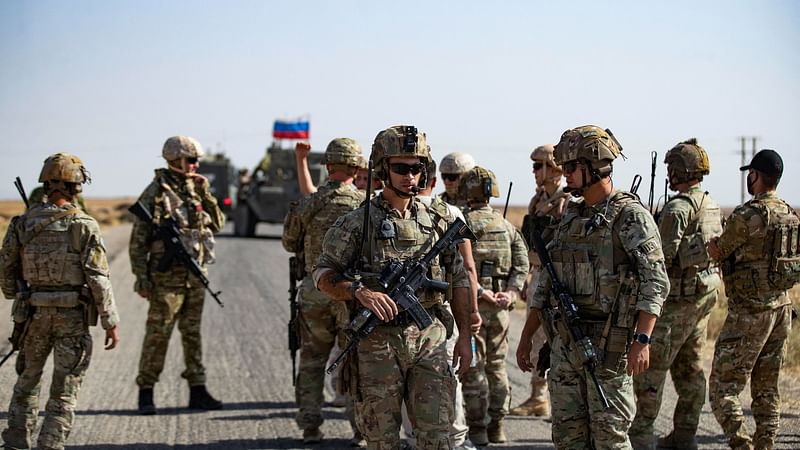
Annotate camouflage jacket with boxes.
[464,204,529,293]
[282,180,365,275]
[531,190,669,321]
[523,185,569,267]
[658,186,722,300]
[715,191,793,310]
[315,194,469,308]
[129,168,225,291]
[1,203,119,330]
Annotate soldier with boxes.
[707,149,796,450]
[282,137,366,445]
[459,166,529,445]
[516,125,669,449]
[1,153,120,450]
[439,152,475,207]
[629,139,722,450]
[130,135,225,414]
[511,144,569,418]
[314,125,473,449]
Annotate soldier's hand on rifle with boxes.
[354,287,398,322]
[105,326,119,350]
[453,334,472,376]
[295,142,312,159]
[627,341,650,376]
[191,173,209,190]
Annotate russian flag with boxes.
[273,118,310,139]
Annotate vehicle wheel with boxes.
[234,203,257,237]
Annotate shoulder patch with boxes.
[639,237,659,255]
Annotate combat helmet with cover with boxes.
[554,125,623,195]
[440,152,475,175]
[39,152,91,196]
[162,135,204,162]
[325,137,362,167]
[530,143,563,182]
[370,125,430,197]
[460,166,500,204]
[664,138,710,188]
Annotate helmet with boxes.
[355,155,369,170]
[460,166,500,204]
[664,138,710,183]
[554,125,622,167]
[530,144,558,165]
[370,125,431,180]
[162,135,204,161]
[440,152,475,174]
[325,137,362,166]
[39,153,90,184]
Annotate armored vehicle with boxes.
[233,143,327,237]
[197,153,236,216]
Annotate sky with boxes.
[1,0,798,207]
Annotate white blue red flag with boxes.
[273,118,310,139]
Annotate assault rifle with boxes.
[327,217,477,374]
[288,256,300,386]
[531,230,610,410]
[128,201,224,307]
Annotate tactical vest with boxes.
[546,192,642,363]
[465,206,513,292]
[729,196,800,296]
[19,205,86,308]
[663,190,722,298]
[301,183,363,275]
[151,171,215,265]
[361,198,449,309]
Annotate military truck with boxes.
[197,153,236,216]
[233,143,327,237]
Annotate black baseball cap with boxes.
[740,149,783,178]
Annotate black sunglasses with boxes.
[533,162,544,171]
[441,173,460,182]
[390,163,425,176]
[186,157,199,164]
[563,161,581,173]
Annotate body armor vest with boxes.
[664,189,722,298]
[151,171,215,265]
[20,205,86,298]
[465,206,513,292]
[728,196,800,297]
[302,183,363,275]
[548,192,639,322]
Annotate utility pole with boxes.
[739,136,758,204]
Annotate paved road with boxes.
[0,223,797,449]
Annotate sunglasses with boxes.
[441,173,460,182]
[563,161,581,174]
[390,163,425,176]
[533,162,544,171]
[186,157,199,164]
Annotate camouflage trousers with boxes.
[295,278,355,430]
[630,290,717,438]
[525,267,548,391]
[353,317,455,450]
[549,334,635,450]
[709,304,792,450]
[462,303,511,428]
[1,307,92,450]
[136,282,206,387]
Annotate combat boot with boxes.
[510,379,549,416]
[349,429,365,448]
[629,432,655,450]
[303,427,324,444]
[188,385,223,410]
[138,387,156,415]
[657,430,698,450]
[468,427,489,446]
[487,418,507,444]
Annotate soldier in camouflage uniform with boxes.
[459,166,529,445]
[129,135,225,414]
[1,153,120,450]
[629,139,722,450]
[314,125,473,450]
[707,149,796,450]
[512,144,569,418]
[439,152,475,207]
[516,125,669,449]
[282,137,366,444]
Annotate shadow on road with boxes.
[68,437,353,450]
[73,401,298,417]
[215,232,282,240]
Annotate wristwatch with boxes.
[632,332,651,345]
[351,281,363,300]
